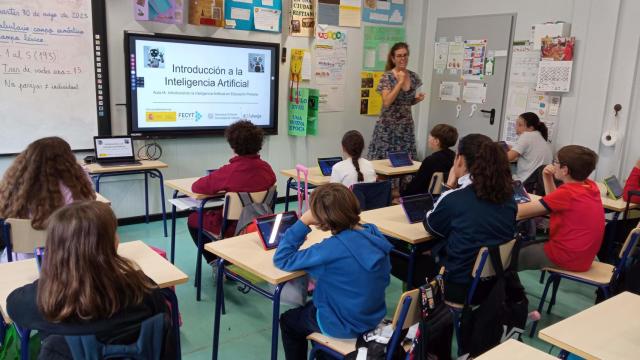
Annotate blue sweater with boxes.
[273,221,392,338]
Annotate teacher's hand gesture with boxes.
[414,92,426,103]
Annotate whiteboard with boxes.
[0,0,109,154]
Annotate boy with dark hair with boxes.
[401,124,458,196]
[517,145,605,271]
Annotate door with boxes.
[427,14,515,143]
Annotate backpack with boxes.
[458,246,528,357]
[234,187,276,236]
[407,278,453,360]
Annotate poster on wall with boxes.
[315,26,347,85]
[360,71,384,115]
[462,40,486,80]
[433,42,449,73]
[439,81,461,102]
[536,61,572,92]
[135,0,184,24]
[289,0,315,37]
[224,0,282,32]
[447,42,464,70]
[318,84,345,112]
[462,82,487,104]
[188,0,223,27]
[362,26,405,71]
[362,0,405,25]
[288,88,319,136]
[318,0,361,27]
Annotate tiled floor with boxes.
[117,210,596,359]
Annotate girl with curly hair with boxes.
[0,137,95,261]
[424,133,517,304]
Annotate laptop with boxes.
[93,136,141,166]
[388,151,413,167]
[399,193,435,223]
[603,175,624,200]
[512,180,531,204]
[317,157,343,176]
[254,211,299,250]
[35,247,45,272]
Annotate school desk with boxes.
[280,167,330,211]
[0,240,188,360]
[370,159,421,176]
[95,192,110,204]
[164,177,224,301]
[538,291,640,360]
[205,228,329,360]
[475,339,557,360]
[86,160,168,236]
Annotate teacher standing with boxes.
[368,42,426,160]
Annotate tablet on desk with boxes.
[400,193,434,223]
[512,180,531,204]
[317,157,343,176]
[604,175,623,200]
[388,151,413,167]
[254,211,299,250]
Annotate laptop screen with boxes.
[317,157,343,176]
[255,211,299,250]
[512,180,531,204]
[400,194,434,223]
[94,136,135,160]
[604,175,623,199]
[388,151,413,167]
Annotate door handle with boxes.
[481,108,496,125]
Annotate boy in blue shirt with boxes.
[274,183,392,359]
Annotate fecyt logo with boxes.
[178,111,202,121]
[317,31,345,40]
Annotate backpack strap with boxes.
[237,192,254,207]
[263,186,276,208]
[487,246,505,279]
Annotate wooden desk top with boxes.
[601,196,639,212]
[360,205,433,244]
[538,291,640,360]
[280,167,330,186]
[96,192,110,205]
[0,240,188,323]
[85,160,168,174]
[371,159,421,176]
[475,339,557,360]
[164,177,222,200]
[205,228,330,285]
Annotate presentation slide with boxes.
[95,138,133,158]
[128,35,277,135]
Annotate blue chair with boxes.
[351,181,392,211]
[306,288,420,360]
[447,239,516,356]
[64,313,166,360]
[428,172,445,196]
[529,227,640,337]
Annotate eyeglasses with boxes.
[394,54,409,58]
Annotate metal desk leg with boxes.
[92,174,101,193]
[157,171,168,237]
[196,201,206,301]
[270,284,284,360]
[170,190,178,264]
[212,259,226,360]
[16,325,31,360]
[407,245,417,290]
[160,288,182,359]
[144,172,150,224]
[285,177,293,212]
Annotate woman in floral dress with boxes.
[368,42,426,160]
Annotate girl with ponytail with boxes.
[424,134,517,304]
[330,130,377,187]
[507,112,553,182]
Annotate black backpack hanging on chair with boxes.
[407,278,453,360]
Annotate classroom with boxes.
[1,0,640,359]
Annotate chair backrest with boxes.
[222,186,276,221]
[618,227,640,261]
[296,164,310,215]
[471,239,516,279]
[428,172,444,195]
[4,218,46,254]
[64,313,165,360]
[390,288,421,331]
[351,181,392,211]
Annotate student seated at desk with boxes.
[274,184,392,360]
[623,158,640,203]
[0,137,95,262]
[507,112,553,183]
[187,120,276,264]
[7,201,175,359]
[424,134,516,304]
[401,124,458,197]
[330,130,376,187]
[517,145,604,271]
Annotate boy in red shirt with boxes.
[517,145,605,271]
[623,159,640,204]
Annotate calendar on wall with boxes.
[536,60,573,92]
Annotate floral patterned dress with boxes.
[368,70,422,160]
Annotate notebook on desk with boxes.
[317,157,343,176]
[254,211,299,250]
[94,136,142,166]
[400,193,434,223]
[388,151,413,167]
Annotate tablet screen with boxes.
[317,157,343,176]
[512,180,531,204]
[400,194,434,223]
[605,175,623,199]
[388,151,413,167]
[255,211,299,250]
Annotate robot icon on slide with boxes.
[144,47,165,68]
